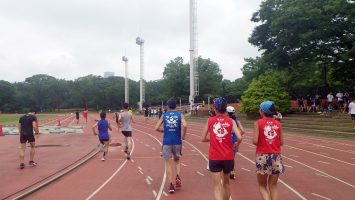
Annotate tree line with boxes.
[0,57,245,113]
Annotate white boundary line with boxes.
[311,193,332,200]
[85,140,135,200]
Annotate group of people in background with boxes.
[297,91,352,113]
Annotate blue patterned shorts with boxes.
[255,153,285,175]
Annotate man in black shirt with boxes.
[18,109,39,169]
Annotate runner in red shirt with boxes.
[201,97,242,200]
[83,109,88,123]
[253,101,285,200]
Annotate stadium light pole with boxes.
[122,56,129,103]
[136,37,145,111]
[189,0,199,112]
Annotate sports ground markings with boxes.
[284,138,355,154]
[311,193,332,200]
[315,173,330,178]
[196,171,205,176]
[241,168,251,172]
[317,161,330,165]
[85,139,135,200]
[284,164,293,168]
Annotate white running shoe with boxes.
[101,156,106,161]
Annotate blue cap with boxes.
[213,97,227,112]
[260,101,275,115]
[167,98,176,109]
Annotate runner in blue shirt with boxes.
[92,112,113,161]
[226,106,246,179]
[155,98,187,193]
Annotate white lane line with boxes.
[284,156,355,189]
[85,137,135,200]
[131,159,135,163]
[147,176,153,181]
[138,166,143,171]
[285,144,355,167]
[146,178,152,185]
[197,171,205,176]
[317,161,330,165]
[152,147,156,150]
[351,158,355,160]
[163,191,168,196]
[238,153,307,200]
[181,163,187,167]
[320,152,329,155]
[241,168,251,172]
[139,170,144,175]
[311,193,332,200]
[289,154,299,158]
[315,173,330,178]
[132,127,166,200]
[284,164,293,168]
[140,141,143,144]
[145,144,150,147]
[152,190,157,198]
[191,149,196,152]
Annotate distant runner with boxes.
[349,98,355,130]
[119,103,135,160]
[18,109,40,169]
[201,97,242,200]
[92,112,112,161]
[226,106,246,180]
[253,101,285,200]
[155,98,187,193]
[75,111,80,124]
[83,109,88,123]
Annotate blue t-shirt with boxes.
[98,119,109,140]
[231,118,238,144]
[163,111,182,145]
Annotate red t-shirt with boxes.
[208,115,234,160]
[256,118,282,154]
[83,111,88,118]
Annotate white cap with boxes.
[226,106,235,113]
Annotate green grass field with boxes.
[0,115,57,125]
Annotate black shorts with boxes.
[121,131,132,137]
[20,134,35,143]
[100,139,109,144]
[351,114,355,120]
[209,160,234,174]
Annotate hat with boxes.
[167,98,176,109]
[213,97,227,113]
[226,106,235,113]
[260,101,275,115]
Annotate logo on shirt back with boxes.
[212,118,230,143]
[165,114,178,129]
[264,121,279,144]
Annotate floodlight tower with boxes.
[189,0,199,111]
[136,37,145,110]
[122,56,129,103]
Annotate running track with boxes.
[12,114,355,200]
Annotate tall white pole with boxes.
[122,56,129,103]
[189,0,198,112]
[136,37,145,111]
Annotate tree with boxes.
[249,0,355,90]
[241,72,290,114]
[197,57,223,101]
[163,57,190,98]
[0,80,16,112]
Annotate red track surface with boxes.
[1,114,355,200]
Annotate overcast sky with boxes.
[0,0,262,83]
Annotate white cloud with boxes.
[0,0,261,82]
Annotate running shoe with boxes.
[168,183,175,193]
[175,175,182,188]
[29,161,37,166]
[20,163,25,169]
[101,156,106,161]
[230,170,236,180]
[99,143,104,152]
